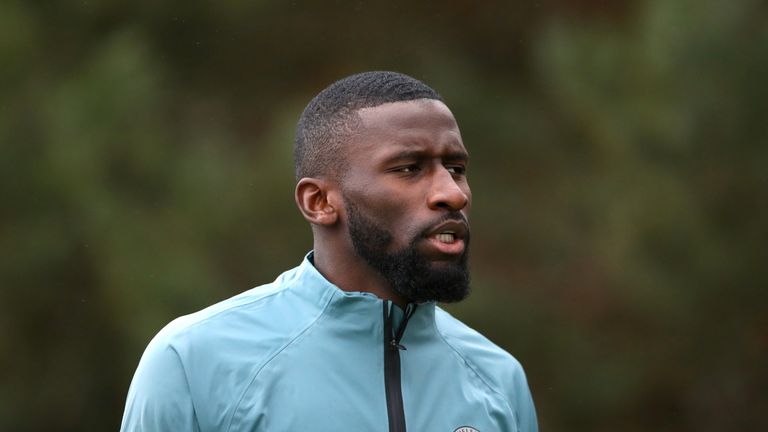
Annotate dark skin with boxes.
[294,99,471,308]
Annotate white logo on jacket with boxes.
[454,427,480,432]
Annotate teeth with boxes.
[436,233,455,244]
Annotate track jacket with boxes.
[121,253,538,431]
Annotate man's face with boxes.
[339,99,472,303]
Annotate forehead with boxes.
[348,99,467,158]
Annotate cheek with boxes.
[344,182,407,217]
[442,178,472,217]
[349,192,417,240]
[363,199,409,229]
[463,184,473,210]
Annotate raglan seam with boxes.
[168,343,203,432]
[167,264,306,336]
[433,316,519,428]
[224,282,337,432]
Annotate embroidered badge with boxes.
[453,427,479,432]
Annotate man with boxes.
[121,71,538,431]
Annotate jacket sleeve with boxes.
[120,335,200,432]
[510,361,538,432]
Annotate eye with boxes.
[394,165,420,173]
[446,165,467,175]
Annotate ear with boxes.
[294,178,339,226]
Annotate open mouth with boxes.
[435,232,456,244]
[422,219,468,258]
[426,218,467,243]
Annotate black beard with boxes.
[343,197,470,303]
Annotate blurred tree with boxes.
[0,0,765,431]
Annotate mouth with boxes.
[423,219,469,257]
[435,232,457,244]
[428,219,468,241]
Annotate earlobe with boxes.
[295,178,339,226]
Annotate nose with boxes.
[427,168,470,211]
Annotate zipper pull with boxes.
[391,303,418,351]
[390,339,407,351]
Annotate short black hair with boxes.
[293,71,443,181]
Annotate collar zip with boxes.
[387,302,418,351]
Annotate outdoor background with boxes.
[1,0,766,430]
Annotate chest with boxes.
[222,331,517,432]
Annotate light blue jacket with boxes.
[121,253,538,431]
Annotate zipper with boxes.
[383,302,417,432]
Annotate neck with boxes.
[312,239,409,309]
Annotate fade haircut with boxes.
[294,71,443,181]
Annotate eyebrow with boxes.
[384,149,469,163]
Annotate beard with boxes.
[343,196,471,303]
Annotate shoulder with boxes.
[158,273,289,347]
[149,265,328,366]
[434,307,538,430]
[123,265,333,430]
[435,307,523,377]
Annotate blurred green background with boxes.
[1,0,766,430]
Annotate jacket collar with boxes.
[289,251,438,341]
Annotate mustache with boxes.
[418,212,470,239]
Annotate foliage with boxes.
[1,0,765,430]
